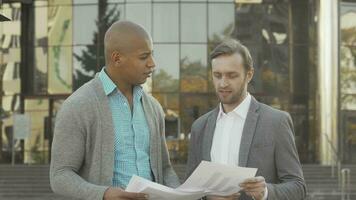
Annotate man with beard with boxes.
[186,39,306,200]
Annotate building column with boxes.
[318,0,339,165]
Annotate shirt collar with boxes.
[98,67,144,100]
[98,67,116,96]
[217,93,252,120]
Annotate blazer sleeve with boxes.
[50,101,108,200]
[266,113,307,200]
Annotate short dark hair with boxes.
[210,39,253,72]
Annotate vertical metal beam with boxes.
[20,2,34,164]
[318,0,339,165]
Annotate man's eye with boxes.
[214,74,221,78]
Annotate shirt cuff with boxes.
[262,186,268,200]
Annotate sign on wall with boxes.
[13,114,31,139]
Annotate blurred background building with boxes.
[0,0,355,174]
[1,0,356,199]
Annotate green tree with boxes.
[73,1,120,90]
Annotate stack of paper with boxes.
[126,161,257,200]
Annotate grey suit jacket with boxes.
[186,97,306,200]
[50,76,180,200]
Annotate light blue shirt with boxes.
[98,68,152,188]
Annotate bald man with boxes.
[50,21,180,200]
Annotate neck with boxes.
[222,92,248,113]
[105,66,133,96]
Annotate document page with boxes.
[125,161,257,200]
[178,161,257,196]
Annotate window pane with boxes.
[73,5,98,45]
[208,0,233,2]
[34,47,48,94]
[208,3,234,42]
[73,0,97,4]
[108,0,125,2]
[341,3,356,46]
[181,3,207,43]
[48,6,73,46]
[341,46,356,109]
[234,3,289,45]
[180,44,208,93]
[48,46,73,94]
[153,3,179,42]
[180,94,214,134]
[153,93,179,110]
[48,0,73,6]
[35,1,48,46]
[125,3,152,35]
[24,99,49,164]
[1,5,21,48]
[153,44,179,92]
[2,48,21,95]
[73,45,96,90]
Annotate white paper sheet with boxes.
[125,161,257,200]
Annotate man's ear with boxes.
[112,51,122,65]
[247,68,254,83]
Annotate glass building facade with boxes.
[0,0,355,165]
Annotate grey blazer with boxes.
[186,97,306,200]
[50,76,180,200]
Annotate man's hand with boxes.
[239,176,266,200]
[103,187,148,200]
[206,193,240,200]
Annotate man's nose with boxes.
[147,55,156,69]
[219,77,228,87]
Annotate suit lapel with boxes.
[202,106,219,161]
[238,97,260,167]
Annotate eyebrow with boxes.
[139,50,153,56]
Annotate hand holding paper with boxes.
[126,161,257,200]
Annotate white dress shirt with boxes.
[211,93,251,165]
[210,93,268,199]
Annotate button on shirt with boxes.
[211,93,268,199]
[99,68,152,188]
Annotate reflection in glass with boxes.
[73,3,122,90]
[181,3,207,43]
[73,45,96,90]
[341,3,356,46]
[153,44,179,92]
[234,3,288,45]
[73,0,97,4]
[340,46,356,110]
[153,3,179,42]
[208,3,234,42]
[48,6,73,46]
[73,5,98,45]
[34,47,48,94]
[180,44,208,93]
[48,0,73,6]
[35,1,48,46]
[180,94,214,134]
[1,5,21,48]
[24,99,49,164]
[126,3,152,35]
[2,48,21,95]
[48,46,73,94]
[153,93,179,111]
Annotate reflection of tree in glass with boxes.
[340,45,356,108]
[153,69,178,92]
[180,58,207,93]
[73,1,120,90]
